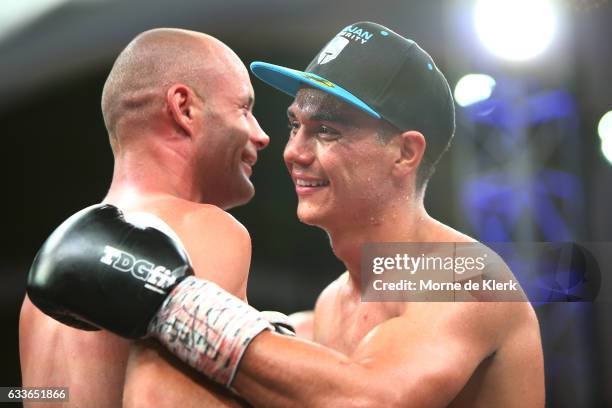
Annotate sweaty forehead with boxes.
[290,87,358,118]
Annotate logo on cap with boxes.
[340,25,374,44]
[301,73,335,88]
[317,36,349,65]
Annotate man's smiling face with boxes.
[283,87,401,229]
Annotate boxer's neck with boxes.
[105,140,203,204]
[326,199,433,291]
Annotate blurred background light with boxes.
[599,111,612,164]
[474,0,558,61]
[0,0,71,42]
[454,73,496,107]
[601,125,612,165]
[597,110,612,140]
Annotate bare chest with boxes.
[313,301,398,355]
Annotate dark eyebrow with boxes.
[310,111,352,126]
[287,107,296,119]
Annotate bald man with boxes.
[19,28,268,407]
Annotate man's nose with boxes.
[250,116,270,150]
[283,130,314,167]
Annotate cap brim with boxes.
[250,61,381,119]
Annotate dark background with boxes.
[1,0,611,406]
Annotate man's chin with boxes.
[296,205,326,227]
[220,184,254,210]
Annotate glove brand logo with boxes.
[100,245,177,294]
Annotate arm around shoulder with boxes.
[233,301,518,408]
[123,206,255,408]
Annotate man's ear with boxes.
[166,84,199,137]
[392,130,426,177]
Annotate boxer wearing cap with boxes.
[28,22,544,407]
[250,21,454,190]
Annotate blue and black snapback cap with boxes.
[250,21,455,142]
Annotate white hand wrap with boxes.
[148,276,272,386]
[261,310,296,336]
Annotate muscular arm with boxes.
[233,302,529,408]
[124,206,253,408]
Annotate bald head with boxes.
[101,28,243,138]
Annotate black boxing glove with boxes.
[27,204,287,386]
[27,204,193,338]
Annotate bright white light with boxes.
[474,0,557,61]
[0,0,72,43]
[597,111,612,140]
[601,135,612,165]
[454,74,496,107]
[600,111,612,165]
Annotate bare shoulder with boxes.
[315,272,348,311]
[428,218,477,243]
[400,298,537,355]
[130,196,251,298]
[311,272,348,335]
[150,197,248,235]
